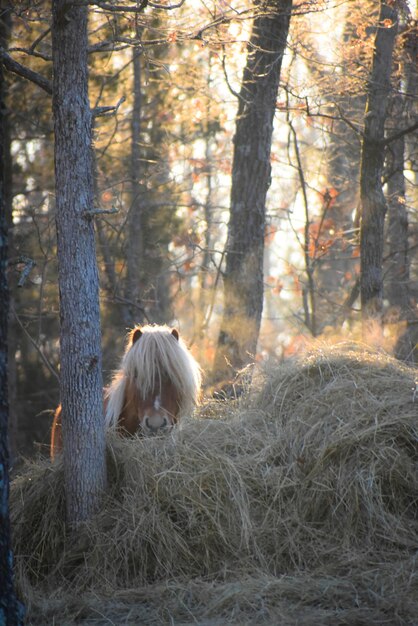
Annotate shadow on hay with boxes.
[10,345,418,623]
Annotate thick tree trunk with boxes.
[52,0,107,525]
[214,0,293,381]
[359,1,398,329]
[0,3,24,621]
[0,2,18,462]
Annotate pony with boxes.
[50,324,202,459]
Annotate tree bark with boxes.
[389,12,418,363]
[0,2,24,620]
[214,0,293,381]
[52,0,107,525]
[0,0,18,463]
[359,0,398,329]
[386,131,409,312]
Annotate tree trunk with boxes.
[52,0,107,525]
[214,0,293,381]
[0,2,18,462]
[389,11,418,363]
[0,2,24,620]
[359,1,398,330]
[312,1,369,330]
[92,118,120,306]
[386,134,409,312]
[195,53,217,341]
[125,42,145,327]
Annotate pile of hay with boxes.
[11,345,418,625]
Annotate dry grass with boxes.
[11,344,418,625]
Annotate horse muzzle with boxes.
[142,414,172,436]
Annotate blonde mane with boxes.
[105,325,202,430]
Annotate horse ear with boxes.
[171,328,179,341]
[132,328,143,344]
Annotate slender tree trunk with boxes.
[288,117,317,337]
[386,132,409,312]
[214,0,293,381]
[125,42,145,327]
[96,217,119,300]
[92,119,120,304]
[52,0,107,525]
[312,2,369,329]
[390,10,418,363]
[197,133,214,333]
[359,1,398,330]
[0,3,24,620]
[196,56,216,340]
[388,127,418,363]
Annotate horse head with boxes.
[51,324,201,458]
[105,325,198,437]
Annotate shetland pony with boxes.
[50,325,202,459]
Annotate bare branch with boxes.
[83,207,119,219]
[221,50,241,100]
[10,47,51,62]
[27,27,51,54]
[79,0,149,12]
[92,95,126,118]
[149,0,185,8]
[384,120,418,145]
[191,7,254,41]
[88,36,141,53]
[0,47,52,94]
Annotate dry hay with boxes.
[11,345,418,625]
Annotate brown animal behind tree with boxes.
[51,325,202,460]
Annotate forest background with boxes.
[2,0,417,459]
